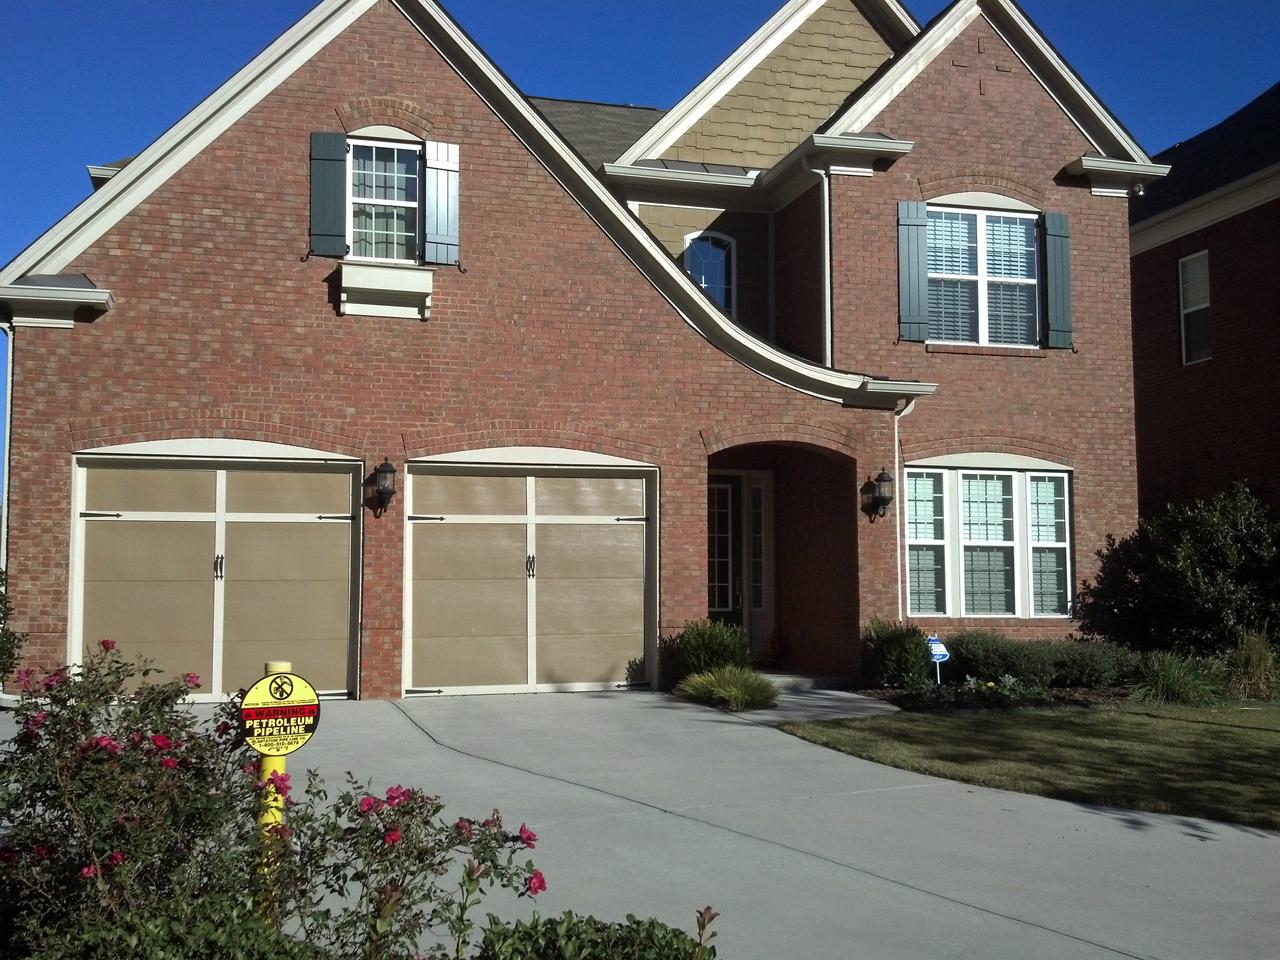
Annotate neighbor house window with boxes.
[343,138,459,265]
[926,208,1039,346]
[905,467,1072,618]
[1179,251,1211,364]
[684,233,735,315]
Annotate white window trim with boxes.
[905,469,953,617]
[904,466,1072,620]
[926,205,1041,349]
[1178,250,1211,366]
[346,136,424,266]
[682,231,737,320]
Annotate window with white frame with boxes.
[345,138,459,265]
[684,232,735,315]
[1179,251,1211,364]
[905,468,1072,618]
[926,208,1039,346]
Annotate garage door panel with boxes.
[413,579,527,638]
[534,476,643,517]
[413,525,525,580]
[223,637,349,694]
[537,524,643,580]
[537,578,645,637]
[413,473,525,515]
[85,522,213,581]
[225,523,351,581]
[83,581,214,693]
[226,468,354,515]
[536,634,641,684]
[413,636,528,687]
[86,467,216,514]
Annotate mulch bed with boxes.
[857,687,1132,709]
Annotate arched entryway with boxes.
[708,442,861,676]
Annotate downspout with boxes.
[811,167,834,367]
[894,397,918,620]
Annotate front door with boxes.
[708,473,774,657]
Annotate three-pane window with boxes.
[906,468,1071,618]
[927,208,1040,346]
[1179,251,1211,364]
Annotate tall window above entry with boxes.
[684,233,735,316]
[926,208,1039,346]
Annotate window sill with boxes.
[340,261,434,320]
[925,343,1044,358]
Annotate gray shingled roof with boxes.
[1131,80,1280,224]
[527,97,665,168]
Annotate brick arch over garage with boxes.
[701,420,863,462]
[66,408,365,459]
[401,424,663,464]
[916,172,1047,209]
[335,95,445,139]
[900,433,1077,467]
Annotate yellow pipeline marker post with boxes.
[239,660,321,922]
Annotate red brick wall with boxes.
[826,18,1139,639]
[773,185,826,362]
[1131,197,1280,512]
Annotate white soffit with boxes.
[617,0,919,165]
[76,438,361,460]
[412,447,654,467]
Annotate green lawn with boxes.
[783,702,1280,831]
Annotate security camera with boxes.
[1130,183,1145,198]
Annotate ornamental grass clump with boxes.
[1229,630,1276,700]
[662,619,750,690]
[675,665,778,712]
[1135,652,1225,706]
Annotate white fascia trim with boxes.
[395,0,935,407]
[600,164,760,190]
[412,447,654,467]
[85,165,122,182]
[1067,155,1171,197]
[617,0,830,164]
[0,0,377,282]
[1131,163,1280,257]
[1,284,115,327]
[908,452,1072,471]
[77,439,361,460]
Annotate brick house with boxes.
[0,0,1166,700]
[1130,81,1280,513]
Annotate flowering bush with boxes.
[907,674,1054,710]
[0,646,718,958]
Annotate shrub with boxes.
[676,666,778,712]
[1135,652,1225,706]
[1075,483,1280,655]
[909,674,1053,710]
[941,632,1140,689]
[663,620,748,689]
[861,618,928,688]
[1229,630,1276,700]
[1045,639,1142,688]
[477,907,719,959]
[0,569,27,686]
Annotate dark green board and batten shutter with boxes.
[309,133,348,258]
[423,141,460,265]
[1044,212,1073,349]
[897,201,930,343]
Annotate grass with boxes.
[783,701,1280,831]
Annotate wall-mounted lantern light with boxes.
[370,458,397,515]
[864,467,895,521]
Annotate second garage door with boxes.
[407,469,650,693]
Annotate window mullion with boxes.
[976,212,989,345]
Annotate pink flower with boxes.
[160,756,177,769]
[518,823,538,849]
[215,721,233,738]
[80,864,98,879]
[270,824,294,841]
[32,845,50,861]
[107,850,126,866]
[455,818,475,839]
[42,670,66,690]
[22,711,47,734]
[385,785,410,808]
[383,828,402,846]
[150,733,171,750]
[14,669,34,690]
[183,673,200,688]
[90,735,123,756]
[267,771,291,799]
[99,638,117,652]
[526,870,547,896]
[358,795,384,815]
[482,809,502,830]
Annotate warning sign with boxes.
[239,672,320,757]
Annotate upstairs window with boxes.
[926,208,1039,346]
[349,139,420,262]
[684,232,735,316]
[1179,251,1211,364]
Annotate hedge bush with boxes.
[675,666,778,712]
[662,620,749,690]
[477,909,719,960]
[861,618,929,688]
[939,631,1139,689]
[1075,483,1280,655]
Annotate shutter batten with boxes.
[424,141,460,265]
[1044,212,1072,349]
[898,200,930,342]
[309,132,348,258]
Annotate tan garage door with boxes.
[79,461,357,698]
[408,470,648,692]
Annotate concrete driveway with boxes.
[299,692,1277,960]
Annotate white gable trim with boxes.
[617,0,918,166]
[0,0,378,283]
[828,0,1155,166]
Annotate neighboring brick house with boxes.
[1130,81,1280,513]
[0,0,1166,700]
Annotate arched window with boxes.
[683,232,735,316]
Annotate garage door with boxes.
[408,469,649,693]
[78,461,357,698]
